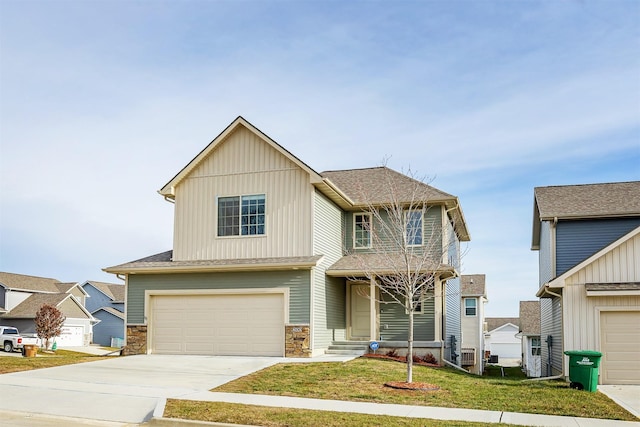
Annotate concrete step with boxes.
[325,341,369,356]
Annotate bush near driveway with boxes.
[214,357,637,421]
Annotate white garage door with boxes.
[490,343,521,359]
[56,325,84,347]
[600,311,640,385]
[150,293,284,356]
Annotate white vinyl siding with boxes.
[172,125,313,261]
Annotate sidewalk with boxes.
[152,392,640,427]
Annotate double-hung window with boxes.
[464,298,477,316]
[405,210,423,246]
[353,213,371,248]
[217,194,265,237]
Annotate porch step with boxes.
[325,341,369,356]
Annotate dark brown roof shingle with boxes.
[519,301,540,335]
[461,274,486,297]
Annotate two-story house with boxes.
[80,281,125,347]
[0,272,95,347]
[460,274,487,375]
[105,116,470,361]
[532,182,640,385]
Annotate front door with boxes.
[350,284,370,339]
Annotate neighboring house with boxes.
[105,116,471,361]
[0,272,95,346]
[484,317,521,366]
[532,181,640,385]
[80,281,125,347]
[519,300,541,378]
[460,274,487,375]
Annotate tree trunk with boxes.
[407,309,414,383]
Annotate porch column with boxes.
[434,277,442,342]
[370,276,376,341]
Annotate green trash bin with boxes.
[564,350,602,392]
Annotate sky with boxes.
[1,0,638,317]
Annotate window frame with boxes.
[464,297,477,316]
[406,293,426,315]
[405,209,424,246]
[217,194,266,238]
[531,337,541,356]
[353,213,372,249]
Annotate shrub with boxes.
[385,348,398,358]
[422,352,437,364]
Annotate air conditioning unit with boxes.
[489,355,499,364]
[461,348,476,366]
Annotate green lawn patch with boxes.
[164,400,522,427]
[0,349,109,374]
[213,357,637,421]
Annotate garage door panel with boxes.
[151,293,284,356]
[601,311,640,385]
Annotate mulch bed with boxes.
[362,352,440,368]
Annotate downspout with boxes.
[163,196,175,204]
[443,358,469,373]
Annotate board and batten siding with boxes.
[561,231,640,375]
[538,221,553,286]
[555,218,640,277]
[172,125,314,261]
[126,271,311,325]
[312,191,346,351]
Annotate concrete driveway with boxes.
[0,355,283,423]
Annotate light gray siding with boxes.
[312,191,346,350]
[126,271,311,325]
[93,310,125,346]
[538,221,553,286]
[555,218,640,276]
[540,296,563,376]
[379,292,435,341]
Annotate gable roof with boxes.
[461,274,486,297]
[82,281,125,302]
[485,317,520,333]
[519,301,540,335]
[537,225,640,297]
[0,293,92,320]
[532,181,640,249]
[322,167,470,241]
[159,116,324,198]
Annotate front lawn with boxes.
[164,401,522,427]
[211,357,636,421]
[0,349,109,374]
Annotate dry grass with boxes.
[0,349,109,374]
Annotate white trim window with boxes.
[531,337,541,356]
[353,213,372,249]
[406,293,426,314]
[218,194,266,237]
[464,298,477,316]
[405,210,423,246]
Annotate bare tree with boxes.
[35,303,66,350]
[346,165,459,384]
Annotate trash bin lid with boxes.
[564,350,602,357]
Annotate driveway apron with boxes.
[0,355,281,423]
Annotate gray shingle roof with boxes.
[0,272,62,293]
[461,274,486,297]
[584,282,640,292]
[0,293,68,319]
[92,306,125,320]
[519,301,540,335]
[326,253,455,277]
[321,167,455,206]
[105,251,323,274]
[485,317,520,332]
[534,181,640,220]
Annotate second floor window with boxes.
[218,194,265,237]
[464,298,477,316]
[353,213,371,248]
[405,210,423,246]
